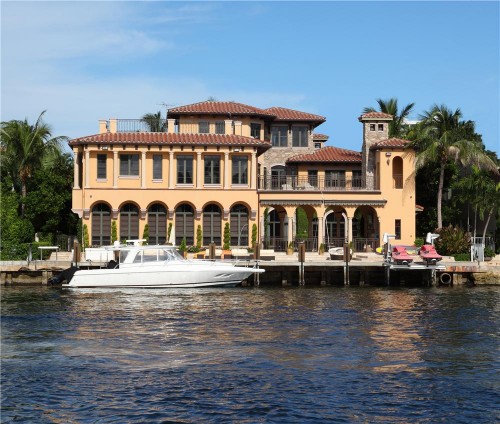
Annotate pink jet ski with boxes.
[419,244,442,265]
[391,246,413,265]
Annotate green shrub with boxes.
[251,223,257,247]
[167,223,173,243]
[435,225,470,256]
[179,237,187,253]
[414,238,424,248]
[484,247,495,258]
[111,220,118,243]
[223,222,230,250]
[453,253,470,261]
[142,224,149,242]
[187,245,200,253]
[0,242,51,261]
[196,225,202,249]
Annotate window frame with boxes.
[204,155,221,185]
[119,154,139,177]
[97,154,107,180]
[232,156,248,185]
[292,126,308,147]
[250,123,261,139]
[199,121,210,134]
[152,154,163,180]
[177,155,193,185]
[271,126,288,147]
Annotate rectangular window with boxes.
[271,126,288,147]
[352,170,362,188]
[292,126,308,147]
[325,170,345,188]
[370,124,376,131]
[395,219,401,240]
[204,155,220,185]
[177,155,193,184]
[308,170,318,187]
[199,122,209,134]
[378,123,384,131]
[232,156,248,185]
[119,154,139,176]
[97,154,107,179]
[215,121,225,134]
[153,154,162,180]
[250,123,261,139]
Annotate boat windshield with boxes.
[121,247,185,264]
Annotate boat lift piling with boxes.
[298,242,306,285]
[253,244,261,286]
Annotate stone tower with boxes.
[358,112,393,189]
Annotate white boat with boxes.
[55,244,263,289]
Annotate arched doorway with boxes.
[230,204,249,247]
[353,206,379,252]
[203,204,221,245]
[120,203,139,241]
[325,209,346,247]
[175,204,194,245]
[91,203,111,246]
[148,204,167,244]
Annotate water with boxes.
[1,286,499,423]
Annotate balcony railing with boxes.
[116,119,168,133]
[258,175,376,191]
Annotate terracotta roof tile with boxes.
[312,133,329,140]
[286,146,361,164]
[69,132,272,150]
[370,138,410,150]
[358,112,393,121]
[266,107,326,123]
[167,101,275,118]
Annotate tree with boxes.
[1,111,67,216]
[223,222,230,250]
[410,104,498,229]
[142,111,166,132]
[363,97,415,138]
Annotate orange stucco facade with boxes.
[70,101,416,252]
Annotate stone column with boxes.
[141,151,147,189]
[317,216,324,251]
[169,151,175,189]
[224,152,230,189]
[113,151,118,188]
[197,152,202,189]
[73,152,80,189]
[84,149,90,188]
[250,151,257,189]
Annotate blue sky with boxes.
[2,1,499,154]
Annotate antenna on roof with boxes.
[158,102,176,116]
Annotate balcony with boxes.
[258,175,377,192]
[116,119,168,133]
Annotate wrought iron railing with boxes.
[116,119,168,133]
[258,175,375,191]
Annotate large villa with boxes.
[69,100,416,252]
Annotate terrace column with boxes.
[287,216,294,244]
[251,152,257,190]
[347,216,353,244]
[224,152,230,189]
[84,149,90,188]
[169,151,175,189]
[113,151,118,188]
[141,151,147,189]
[167,119,176,134]
[73,152,80,189]
[317,216,324,251]
[196,152,202,189]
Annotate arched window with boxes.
[91,203,111,246]
[392,156,403,189]
[148,204,167,244]
[175,204,194,245]
[120,203,139,241]
[203,204,221,245]
[230,204,249,246]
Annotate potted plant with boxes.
[287,241,294,255]
[178,237,187,258]
[166,222,173,245]
[222,222,231,258]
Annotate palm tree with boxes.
[363,97,415,138]
[1,111,67,216]
[410,104,498,229]
[142,111,166,132]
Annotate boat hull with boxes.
[62,261,263,289]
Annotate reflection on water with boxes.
[1,286,499,423]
